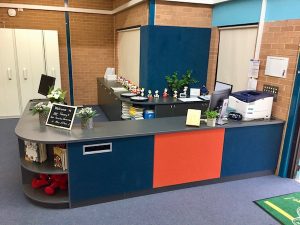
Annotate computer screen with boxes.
[209,88,231,111]
[38,74,56,96]
[214,81,233,92]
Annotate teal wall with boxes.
[266,0,300,21]
[212,0,300,27]
[212,0,262,27]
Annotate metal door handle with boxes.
[7,68,12,80]
[51,67,55,77]
[23,68,28,80]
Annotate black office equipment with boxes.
[209,88,231,111]
[38,74,56,96]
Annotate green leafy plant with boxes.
[76,107,98,120]
[165,70,198,92]
[205,110,219,119]
[32,102,50,115]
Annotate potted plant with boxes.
[47,87,67,103]
[32,102,51,126]
[165,70,198,94]
[76,107,98,129]
[205,110,219,127]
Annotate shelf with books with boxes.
[21,158,68,174]
[23,184,69,208]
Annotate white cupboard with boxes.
[0,28,61,118]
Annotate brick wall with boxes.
[155,0,212,28]
[0,8,70,102]
[257,20,300,121]
[69,13,114,105]
[206,27,219,91]
[113,0,131,9]
[68,0,112,10]
[114,1,148,30]
[0,0,63,6]
[0,1,115,105]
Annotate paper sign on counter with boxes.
[186,109,201,127]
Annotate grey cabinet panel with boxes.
[155,102,208,118]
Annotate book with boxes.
[53,146,68,171]
[24,141,47,163]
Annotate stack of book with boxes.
[129,106,144,120]
[53,146,68,171]
[121,102,132,120]
[24,141,47,163]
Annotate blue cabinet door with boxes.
[221,124,284,177]
[68,136,154,205]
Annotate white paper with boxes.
[248,59,260,78]
[178,97,202,102]
[265,56,289,78]
[247,78,257,90]
[190,88,201,97]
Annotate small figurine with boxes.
[154,90,159,98]
[163,88,168,98]
[136,88,141,95]
[183,86,188,95]
[140,88,145,97]
[173,90,178,99]
[148,90,153,99]
[130,85,137,94]
[180,86,188,98]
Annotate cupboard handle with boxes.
[7,68,12,80]
[23,68,28,80]
[51,67,55,77]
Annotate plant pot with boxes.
[81,118,94,129]
[206,118,216,127]
[39,111,49,126]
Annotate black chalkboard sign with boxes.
[46,104,77,130]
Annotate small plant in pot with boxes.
[47,87,67,104]
[32,102,50,126]
[205,110,219,127]
[76,107,98,129]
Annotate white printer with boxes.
[228,91,274,121]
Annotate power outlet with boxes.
[263,84,279,102]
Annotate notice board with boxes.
[46,103,77,130]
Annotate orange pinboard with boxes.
[153,129,225,188]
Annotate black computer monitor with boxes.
[215,81,233,92]
[209,88,231,111]
[38,74,56,96]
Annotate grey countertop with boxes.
[15,103,284,144]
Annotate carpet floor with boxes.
[1,117,300,225]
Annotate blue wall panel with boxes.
[279,59,300,177]
[266,0,300,22]
[221,124,284,177]
[140,25,211,92]
[68,136,154,204]
[212,0,262,27]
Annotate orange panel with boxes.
[153,129,225,188]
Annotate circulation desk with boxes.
[15,105,284,208]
